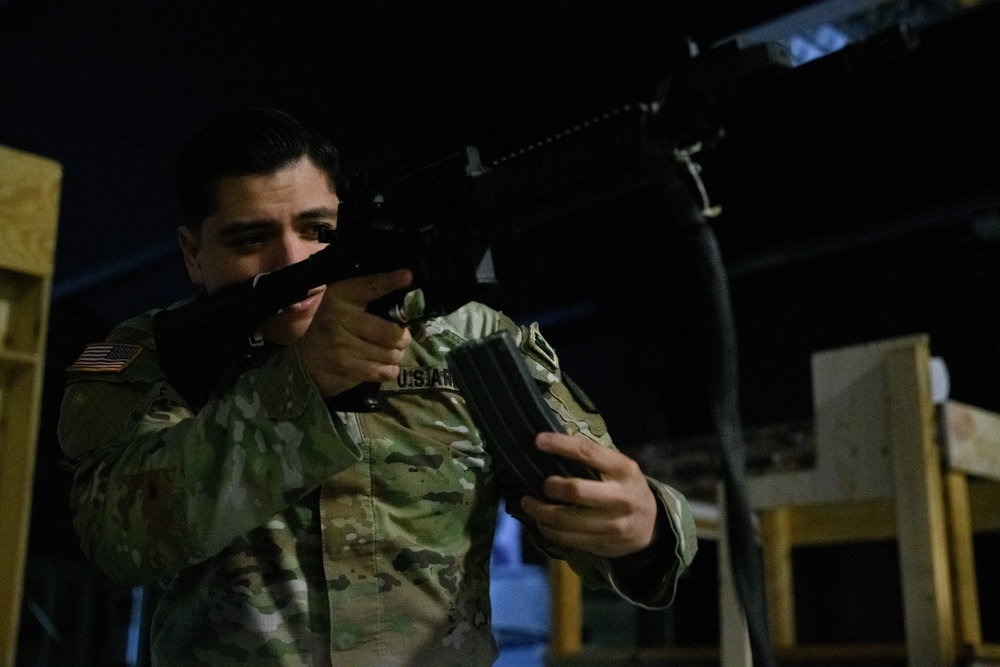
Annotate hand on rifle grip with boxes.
[322,287,413,413]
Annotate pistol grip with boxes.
[325,381,383,413]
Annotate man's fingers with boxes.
[535,431,630,479]
[329,268,413,304]
[541,475,615,507]
[344,311,412,349]
[332,354,404,384]
[347,325,411,363]
[522,494,604,532]
[297,269,414,397]
[520,493,648,558]
[522,433,660,556]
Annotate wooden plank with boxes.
[0,146,61,276]
[959,643,1000,661]
[968,479,1000,533]
[747,336,930,510]
[549,558,583,657]
[0,271,43,356]
[760,507,795,648]
[943,471,983,654]
[0,144,60,667]
[885,338,956,667]
[943,401,1000,482]
[737,335,1000,666]
[810,337,904,503]
[747,468,825,509]
[783,499,897,546]
[774,641,909,660]
[0,296,9,345]
[0,358,46,663]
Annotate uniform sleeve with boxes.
[57,314,363,586]
[499,318,698,609]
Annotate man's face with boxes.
[179,156,338,345]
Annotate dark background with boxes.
[3,0,999,662]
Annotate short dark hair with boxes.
[174,108,341,233]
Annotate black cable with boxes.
[473,104,777,663]
[639,125,776,667]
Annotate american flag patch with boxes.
[68,343,142,373]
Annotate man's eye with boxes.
[303,223,335,240]
[230,234,268,252]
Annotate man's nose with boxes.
[272,235,313,269]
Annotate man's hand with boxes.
[296,268,414,397]
[519,431,659,559]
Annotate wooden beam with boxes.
[549,558,583,657]
[943,470,982,654]
[886,339,956,667]
[0,145,61,666]
[760,507,795,649]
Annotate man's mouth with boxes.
[281,287,324,313]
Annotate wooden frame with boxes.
[0,145,62,665]
[548,334,1000,666]
[726,334,1000,666]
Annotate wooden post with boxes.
[943,470,981,655]
[886,339,956,667]
[760,507,795,649]
[549,558,583,657]
[0,145,62,665]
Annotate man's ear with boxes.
[178,226,205,286]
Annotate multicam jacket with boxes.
[58,300,696,667]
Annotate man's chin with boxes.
[262,316,310,346]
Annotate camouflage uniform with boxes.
[59,300,696,667]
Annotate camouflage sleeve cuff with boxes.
[558,477,697,610]
[602,479,698,608]
[251,344,364,467]
[256,344,323,420]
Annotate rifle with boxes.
[152,19,922,412]
[152,105,658,413]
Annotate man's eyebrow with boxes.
[297,207,338,220]
[214,219,275,240]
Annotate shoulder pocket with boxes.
[518,322,560,383]
[59,345,166,460]
[518,322,609,439]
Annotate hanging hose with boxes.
[475,99,777,665]
[638,115,776,667]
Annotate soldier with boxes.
[58,108,696,666]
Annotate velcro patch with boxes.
[562,372,601,415]
[68,343,142,373]
[523,322,558,372]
